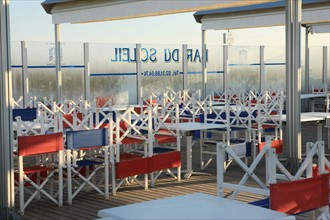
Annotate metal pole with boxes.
[136,44,142,105]
[21,41,29,107]
[285,0,302,170]
[323,46,328,90]
[83,42,90,101]
[260,45,265,93]
[202,30,207,98]
[182,44,188,90]
[304,26,310,93]
[55,24,62,102]
[0,0,16,218]
[223,45,228,92]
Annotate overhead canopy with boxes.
[41,0,279,24]
[193,0,330,30]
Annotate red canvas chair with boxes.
[251,174,330,219]
[110,106,151,195]
[150,102,181,186]
[16,132,64,215]
[270,174,330,218]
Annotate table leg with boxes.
[317,122,322,141]
[326,118,330,150]
[185,135,193,179]
[311,99,315,112]
[183,133,211,179]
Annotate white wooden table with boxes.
[98,193,295,220]
[300,93,327,112]
[164,122,226,178]
[272,112,327,156]
[301,112,330,148]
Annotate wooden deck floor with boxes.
[18,122,329,220]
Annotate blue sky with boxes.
[9,0,329,47]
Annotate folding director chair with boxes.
[16,132,64,215]
[65,128,110,204]
[110,106,151,195]
[149,101,181,186]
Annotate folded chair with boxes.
[65,128,110,204]
[16,132,64,215]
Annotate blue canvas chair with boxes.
[66,128,109,204]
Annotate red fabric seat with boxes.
[22,165,53,174]
[121,136,146,145]
[154,134,177,144]
[150,151,181,172]
[258,140,283,154]
[119,153,143,161]
[115,157,150,179]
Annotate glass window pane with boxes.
[264,46,285,91]
[187,45,202,94]
[141,44,183,98]
[309,46,324,91]
[228,46,260,91]
[89,43,137,105]
[26,42,56,100]
[206,45,223,94]
[61,42,84,99]
[11,41,22,100]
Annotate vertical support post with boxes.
[21,41,29,107]
[182,44,188,90]
[202,30,207,98]
[0,0,15,218]
[285,0,302,169]
[305,27,310,93]
[223,45,228,92]
[136,44,142,105]
[323,46,328,91]
[260,45,265,93]
[83,42,90,101]
[55,24,62,102]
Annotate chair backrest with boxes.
[66,128,108,149]
[62,112,85,129]
[93,110,115,128]
[270,173,329,215]
[13,108,37,121]
[17,132,63,156]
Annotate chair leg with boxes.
[144,173,148,190]
[19,159,25,215]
